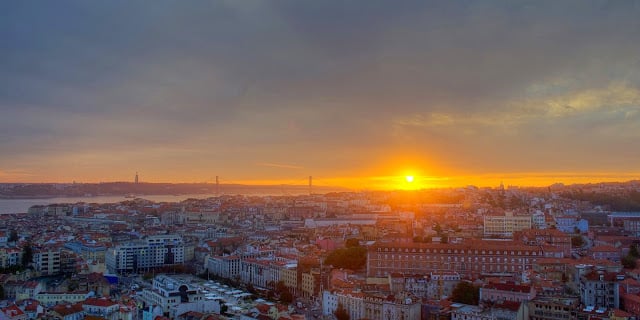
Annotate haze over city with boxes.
[2,1,640,189]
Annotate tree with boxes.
[629,244,640,258]
[451,281,479,305]
[571,236,585,248]
[324,246,367,270]
[220,303,228,315]
[8,230,18,242]
[622,255,637,269]
[623,244,639,269]
[280,289,293,304]
[334,303,350,320]
[275,280,288,294]
[0,284,4,299]
[345,238,360,248]
[21,244,33,268]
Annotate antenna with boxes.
[309,176,312,195]
[216,176,219,196]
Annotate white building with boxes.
[323,290,421,320]
[137,275,208,317]
[105,235,184,274]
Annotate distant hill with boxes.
[0,182,348,198]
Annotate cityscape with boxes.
[2,1,640,320]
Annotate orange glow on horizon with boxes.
[1,171,639,190]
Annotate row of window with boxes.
[375,247,540,255]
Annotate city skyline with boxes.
[2,1,640,189]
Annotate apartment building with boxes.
[367,241,543,278]
[105,235,184,274]
[323,290,421,320]
[137,275,205,316]
[32,248,61,276]
[483,212,532,237]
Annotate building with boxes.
[0,304,28,320]
[137,275,205,316]
[35,292,90,307]
[514,229,571,258]
[32,247,61,276]
[323,290,421,320]
[105,235,185,274]
[82,297,119,320]
[580,271,621,309]
[206,255,241,280]
[367,241,544,278]
[483,212,531,238]
[479,282,536,303]
[64,241,107,263]
[524,297,580,320]
[589,245,621,263]
[49,303,85,320]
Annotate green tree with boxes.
[21,244,33,268]
[451,282,479,305]
[334,303,350,320]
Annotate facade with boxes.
[105,235,184,274]
[483,213,532,237]
[64,241,107,263]
[239,258,280,289]
[49,303,85,320]
[579,271,621,309]
[206,255,241,279]
[514,229,572,258]
[32,248,61,276]
[367,241,544,278]
[589,245,621,263]
[82,297,119,320]
[525,297,579,320]
[137,275,205,315]
[479,283,536,303]
[0,305,28,320]
[323,290,421,320]
[280,265,298,296]
[35,292,90,307]
[450,304,495,320]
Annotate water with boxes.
[0,194,216,214]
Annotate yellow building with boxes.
[484,212,532,237]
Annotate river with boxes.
[0,194,217,214]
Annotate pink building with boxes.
[479,282,536,303]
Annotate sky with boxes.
[1,1,640,189]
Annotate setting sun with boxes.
[405,175,414,183]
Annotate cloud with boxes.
[1,1,640,182]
